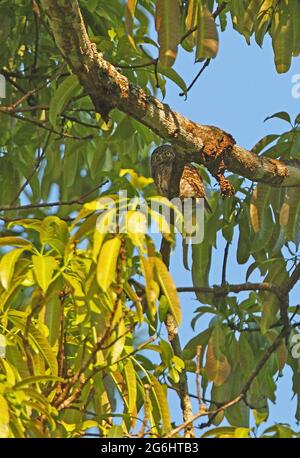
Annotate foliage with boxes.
[0,0,300,438]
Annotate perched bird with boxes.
[150,144,181,199]
[151,145,211,269]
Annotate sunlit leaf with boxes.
[97,236,121,291]
[32,255,58,294]
[154,257,181,324]
[155,0,181,67]
[0,248,26,290]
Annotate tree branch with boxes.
[39,0,300,188]
[0,180,108,214]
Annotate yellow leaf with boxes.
[93,207,118,261]
[154,257,181,324]
[0,394,9,438]
[0,237,32,247]
[149,375,172,434]
[120,169,153,190]
[124,359,137,427]
[0,248,26,290]
[123,211,147,248]
[32,255,57,294]
[97,236,121,291]
[141,257,159,318]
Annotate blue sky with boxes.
[160,25,300,433]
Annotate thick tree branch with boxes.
[39,0,300,188]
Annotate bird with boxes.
[151,145,211,269]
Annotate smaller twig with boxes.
[11,65,64,110]
[180,1,227,43]
[31,0,40,72]
[179,2,228,97]
[61,114,100,129]
[195,345,202,408]
[3,111,93,140]
[179,59,211,98]
[0,179,108,213]
[116,59,158,70]
[221,241,230,284]
[57,374,85,411]
[57,290,68,379]
[290,305,300,322]
[21,335,35,376]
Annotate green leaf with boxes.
[45,294,61,347]
[32,255,58,294]
[108,425,123,438]
[271,2,293,74]
[192,240,212,303]
[14,375,63,389]
[0,358,15,385]
[7,219,42,232]
[196,1,219,60]
[183,0,199,51]
[249,183,271,233]
[155,0,181,67]
[264,111,291,124]
[40,216,69,257]
[9,311,58,376]
[160,338,174,363]
[289,0,300,56]
[156,64,187,95]
[183,327,212,360]
[49,74,81,129]
[63,141,81,188]
[251,134,280,155]
[253,409,268,426]
[206,327,231,386]
[240,0,261,44]
[255,0,273,47]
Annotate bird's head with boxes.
[151,145,176,172]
